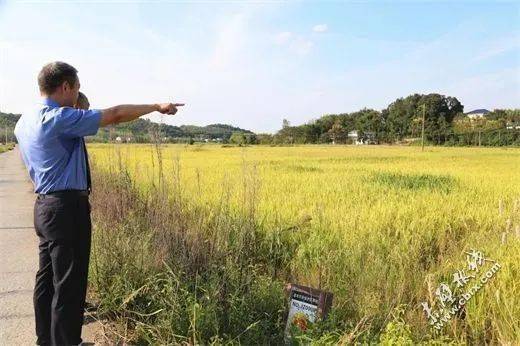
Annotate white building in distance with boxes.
[348,130,376,145]
[465,109,490,119]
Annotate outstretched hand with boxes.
[157,103,185,115]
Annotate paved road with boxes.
[0,146,102,345]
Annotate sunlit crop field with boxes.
[89,143,520,343]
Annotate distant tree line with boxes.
[0,113,255,144]
[2,93,519,146]
[93,119,256,143]
[257,93,520,146]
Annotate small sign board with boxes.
[285,283,333,336]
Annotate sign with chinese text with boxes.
[285,284,333,336]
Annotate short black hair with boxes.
[38,61,78,95]
[76,92,90,109]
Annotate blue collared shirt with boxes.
[14,98,102,194]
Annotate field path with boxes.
[0,146,102,345]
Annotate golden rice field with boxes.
[89,143,520,344]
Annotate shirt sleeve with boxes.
[56,107,102,138]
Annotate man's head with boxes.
[38,61,80,107]
[75,92,90,110]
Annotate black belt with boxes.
[37,189,90,199]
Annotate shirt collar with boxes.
[40,97,60,108]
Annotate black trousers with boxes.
[33,191,92,346]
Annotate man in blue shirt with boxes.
[14,61,184,346]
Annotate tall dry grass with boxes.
[88,143,520,344]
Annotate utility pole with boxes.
[421,104,426,152]
[4,127,8,145]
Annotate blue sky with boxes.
[0,1,519,133]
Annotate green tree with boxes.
[328,120,347,144]
[256,133,273,145]
[385,93,463,143]
[229,132,247,145]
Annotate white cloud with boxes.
[273,31,313,55]
[291,37,314,56]
[445,67,520,111]
[312,24,328,33]
[209,13,248,69]
[473,35,520,62]
[274,31,292,45]
[273,23,328,55]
